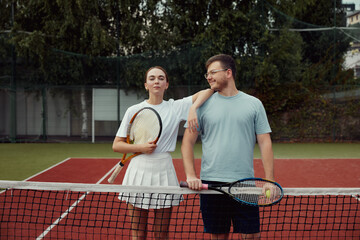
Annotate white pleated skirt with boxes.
[119,152,183,209]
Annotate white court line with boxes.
[36,158,116,240]
[26,157,119,181]
[36,192,88,240]
[25,158,72,181]
[0,158,72,195]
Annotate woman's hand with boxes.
[187,106,199,133]
[141,142,157,154]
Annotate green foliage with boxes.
[1,0,355,87]
[0,0,359,141]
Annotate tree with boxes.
[0,0,356,141]
[2,0,119,138]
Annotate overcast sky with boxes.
[343,0,360,10]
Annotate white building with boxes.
[344,3,360,78]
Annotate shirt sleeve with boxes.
[255,100,272,134]
[115,105,141,138]
[172,96,193,121]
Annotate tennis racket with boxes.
[180,178,283,206]
[108,107,162,183]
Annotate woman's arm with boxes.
[112,136,157,155]
[188,89,214,132]
[191,89,214,108]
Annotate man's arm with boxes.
[256,133,275,181]
[181,128,202,190]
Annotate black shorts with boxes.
[200,180,260,234]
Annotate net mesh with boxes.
[0,181,359,240]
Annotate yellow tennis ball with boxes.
[266,190,271,199]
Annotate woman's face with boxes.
[145,68,169,95]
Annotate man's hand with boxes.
[186,176,203,191]
[187,106,199,133]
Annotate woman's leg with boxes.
[128,204,148,240]
[153,207,172,239]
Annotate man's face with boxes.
[206,61,228,92]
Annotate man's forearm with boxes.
[258,134,275,181]
[181,140,197,179]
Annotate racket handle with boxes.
[179,181,188,187]
[108,163,123,184]
[179,181,208,190]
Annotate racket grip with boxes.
[108,164,123,184]
[179,181,208,190]
[179,181,188,187]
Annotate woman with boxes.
[112,66,213,239]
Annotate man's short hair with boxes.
[205,54,236,80]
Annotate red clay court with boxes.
[28,157,360,187]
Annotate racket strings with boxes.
[230,180,282,206]
[130,109,161,144]
[230,181,261,204]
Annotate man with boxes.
[182,54,275,239]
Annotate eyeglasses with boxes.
[204,69,228,79]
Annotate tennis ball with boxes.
[266,190,271,199]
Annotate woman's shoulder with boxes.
[127,101,148,113]
[164,95,192,105]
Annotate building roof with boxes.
[347,10,360,18]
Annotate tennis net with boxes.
[0,180,359,239]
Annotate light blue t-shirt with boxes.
[196,91,271,182]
